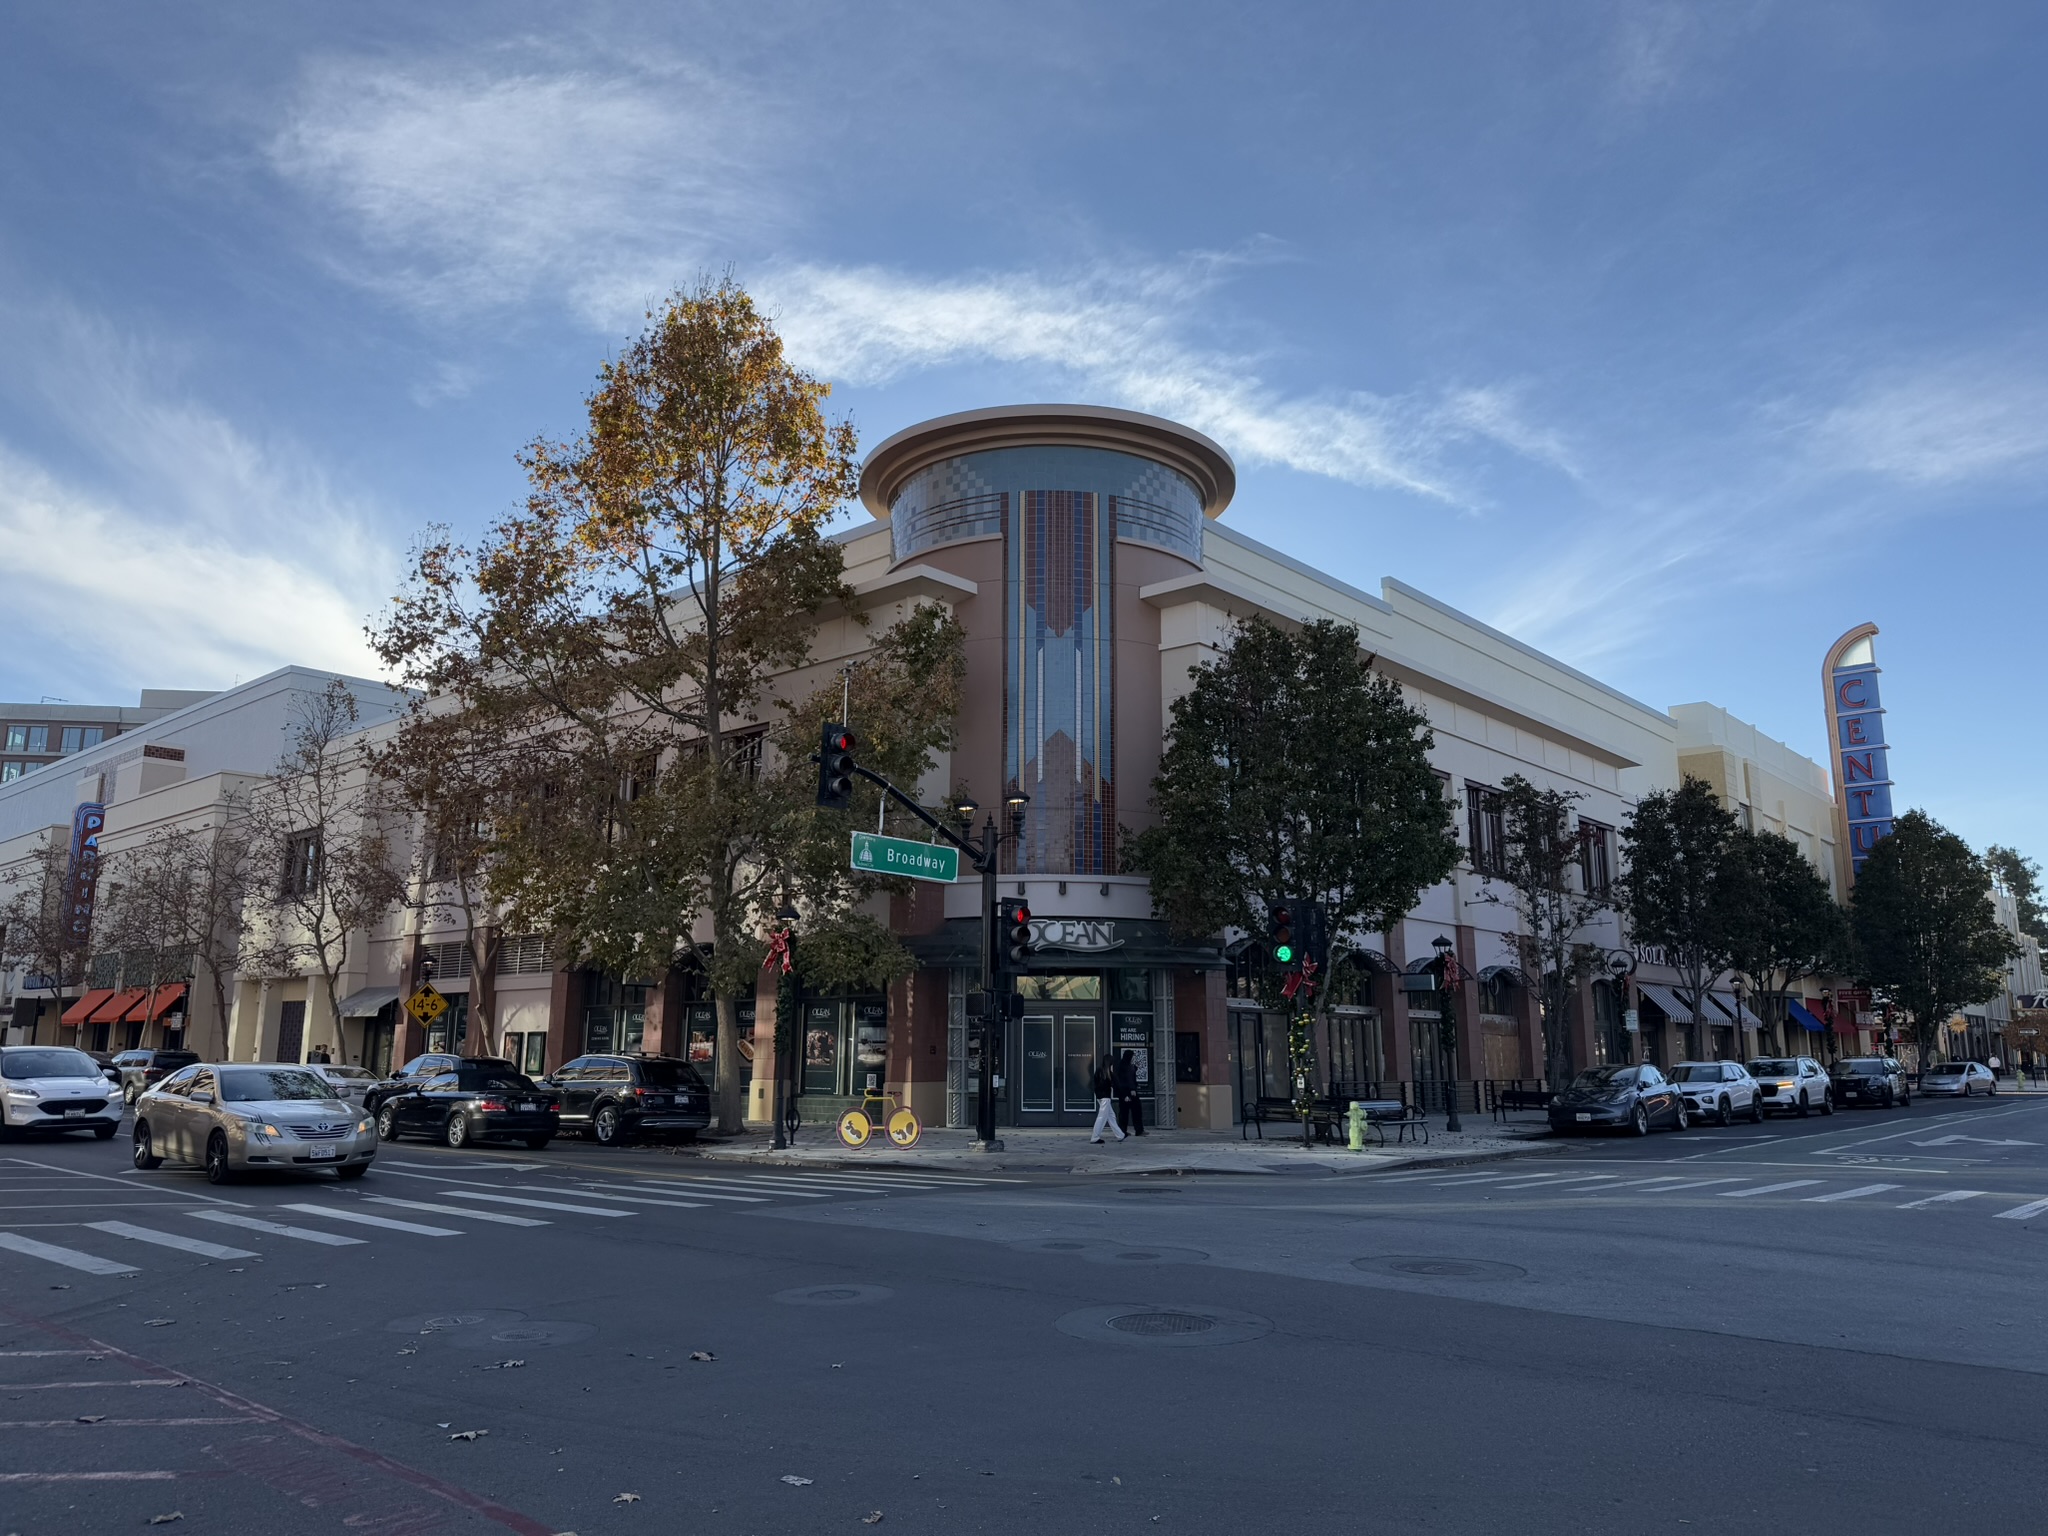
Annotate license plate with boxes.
[307,1148,338,1160]
[62,1108,85,1119]
[518,1101,537,1112]
[1575,1112,1592,1122]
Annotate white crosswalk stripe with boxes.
[190,1211,363,1246]
[85,1221,257,1259]
[434,1190,633,1217]
[1803,1183,1900,1203]
[728,1172,960,1192]
[1422,1173,1518,1186]
[1993,1197,2048,1221]
[660,1176,834,1199]
[1898,1190,1986,1209]
[1493,1174,1617,1191]
[1720,1180,1824,1198]
[0,1231,137,1274]
[545,1189,707,1210]
[1629,1177,1748,1193]
[574,1180,767,1203]
[362,1196,549,1227]
[279,1204,460,1236]
[1584,1176,1702,1192]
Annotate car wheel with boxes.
[593,1105,626,1146]
[132,1122,163,1170]
[92,1121,117,1139]
[376,1104,403,1142]
[204,1131,232,1185]
[444,1114,470,1150]
[1749,1095,1765,1123]
[1717,1096,1733,1127]
[335,1162,368,1181]
[1989,1079,1999,1096]
[525,1134,552,1150]
[123,1083,138,1106]
[1632,1104,1650,1136]
[1797,1092,1810,1118]
[1821,1090,1834,1116]
[1673,1100,1691,1132]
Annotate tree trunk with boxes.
[714,990,744,1132]
[469,927,499,1059]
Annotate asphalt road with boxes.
[6,1093,2048,1535]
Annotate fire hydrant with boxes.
[1347,1101,1366,1151]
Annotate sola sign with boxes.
[1823,625,1896,876]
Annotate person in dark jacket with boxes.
[1113,1049,1145,1136]
[1090,1055,1124,1143]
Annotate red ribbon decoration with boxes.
[763,929,794,975]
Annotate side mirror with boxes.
[103,1066,121,1081]
[191,1090,214,1106]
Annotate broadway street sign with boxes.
[850,831,960,884]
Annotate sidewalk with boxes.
[673,1118,1565,1177]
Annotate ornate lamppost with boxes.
[1433,933,1463,1133]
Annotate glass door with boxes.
[1062,1014,1100,1118]
[1019,1013,1055,1112]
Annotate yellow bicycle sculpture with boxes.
[837,1089,921,1150]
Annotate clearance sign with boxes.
[1823,625,1895,875]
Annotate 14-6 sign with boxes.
[850,831,959,884]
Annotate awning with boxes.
[1638,983,1706,1024]
[1708,991,1763,1027]
[89,988,147,1024]
[127,985,187,1023]
[1348,948,1400,975]
[1786,999,1826,1032]
[1479,964,1531,988]
[336,985,401,1019]
[60,989,116,1026]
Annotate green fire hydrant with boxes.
[1347,1100,1365,1151]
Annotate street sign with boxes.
[405,984,449,1025]
[849,831,959,883]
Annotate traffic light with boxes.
[1001,899,1033,969]
[1300,903,1329,974]
[1267,900,1295,965]
[815,722,856,809]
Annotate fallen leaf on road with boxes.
[779,1475,813,1487]
[148,1516,183,1526]
[689,1351,715,1362]
[436,1422,451,1429]
[1113,1476,1122,1485]
[448,1430,487,1441]
[862,1512,884,1524]
[49,1284,68,1290]
[143,1319,174,1327]
[612,1492,640,1504]
[75,1415,105,1424]
[397,1348,418,1356]
[480,1359,525,1370]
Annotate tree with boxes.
[1852,810,2018,1066]
[1477,775,1612,1090]
[98,817,255,1060]
[1984,845,2048,944]
[244,681,405,1063]
[0,836,102,1044]
[1128,616,1460,1102]
[1716,827,1851,1049]
[1618,777,1738,1045]
[375,278,860,1131]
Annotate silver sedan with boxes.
[133,1063,378,1184]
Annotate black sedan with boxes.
[1548,1063,1690,1135]
[373,1064,559,1150]
[1830,1056,1911,1108]
[362,1053,516,1115]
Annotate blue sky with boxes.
[2,4,2044,858]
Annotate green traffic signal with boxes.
[1274,943,1294,963]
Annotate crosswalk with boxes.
[1379,1166,2048,1224]
[0,1162,1023,1279]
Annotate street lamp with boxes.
[770,903,800,1151]
[1432,934,1463,1133]
[973,793,1030,1153]
[1730,978,1746,1062]
[1820,987,1834,1065]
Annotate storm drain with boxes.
[1107,1311,1214,1337]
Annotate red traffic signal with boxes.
[1003,900,1033,968]
[816,722,857,809]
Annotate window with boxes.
[25,726,48,753]
[497,934,550,975]
[419,940,474,980]
[284,831,320,895]
[1578,818,1613,898]
[2,726,22,751]
[0,763,19,783]
[83,727,103,749]
[1465,784,1505,876]
[60,727,82,753]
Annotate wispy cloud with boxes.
[1805,361,2048,485]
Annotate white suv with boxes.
[1748,1055,1833,1117]
[0,1045,124,1139]
[1669,1060,1762,1126]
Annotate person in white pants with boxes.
[1090,1056,1125,1143]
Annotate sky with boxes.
[1,3,2044,858]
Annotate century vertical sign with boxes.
[1823,625,1895,877]
[63,801,106,944]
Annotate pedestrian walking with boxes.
[1089,1055,1124,1143]
[1114,1048,1145,1136]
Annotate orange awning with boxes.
[60,989,116,1026]
[127,985,187,1023]
[89,988,147,1024]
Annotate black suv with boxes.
[110,1048,199,1105]
[362,1053,514,1115]
[542,1054,711,1145]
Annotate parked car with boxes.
[110,1046,199,1105]
[542,1053,712,1145]
[1921,1060,1997,1097]
[362,1053,515,1115]
[373,1064,559,1150]
[1747,1056,1833,1116]
[1548,1063,1689,1135]
[307,1062,382,1108]
[1830,1057,1911,1108]
[0,1045,124,1139]
[1669,1060,1763,1125]
[132,1063,377,1183]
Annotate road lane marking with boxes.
[1637,1177,1749,1193]
[386,1160,548,1173]
[433,1190,632,1217]
[1992,1197,2048,1221]
[190,1211,363,1246]
[570,1180,765,1203]
[279,1204,460,1236]
[0,1232,137,1274]
[1898,1190,1987,1209]
[7,1379,185,1391]
[1581,1176,1702,1192]
[0,1417,250,1430]
[651,1176,835,1198]
[1720,1180,1824,1198]
[726,1173,963,1191]
[0,1471,183,1482]
[85,1222,258,1259]
[361,1196,548,1227]
[1422,1173,1520,1186]
[1802,1183,1901,1202]
[1492,1174,1618,1190]
[0,1156,238,1202]
[539,1189,706,1210]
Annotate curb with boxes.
[676,1135,1566,1178]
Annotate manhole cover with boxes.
[425,1313,485,1329]
[1107,1311,1214,1336]
[1352,1256,1527,1281]
[451,1320,596,1350]
[385,1310,524,1337]
[774,1284,894,1307]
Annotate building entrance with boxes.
[1010,974,1104,1129]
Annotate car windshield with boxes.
[1750,1060,1797,1076]
[1570,1067,1635,1088]
[1833,1059,1885,1074]
[321,1065,376,1080]
[634,1060,706,1089]
[1670,1064,1725,1083]
[1927,1063,1965,1075]
[219,1069,336,1102]
[457,1069,536,1092]
[1,1049,101,1079]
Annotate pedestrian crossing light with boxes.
[816,722,857,809]
[1268,900,1295,964]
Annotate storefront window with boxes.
[582,975,648,1055]
[685,1000,756,1089]
[1017,974,1100,1001]
[799,996,887,1096]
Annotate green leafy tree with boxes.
[1852,811,2018,1066]
[1618,776,1738,1044]
[1128,616,1460,1102]
[1716,827,1852,1049]
[1477,775,1612,1090]
[1984,845,2048,944]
